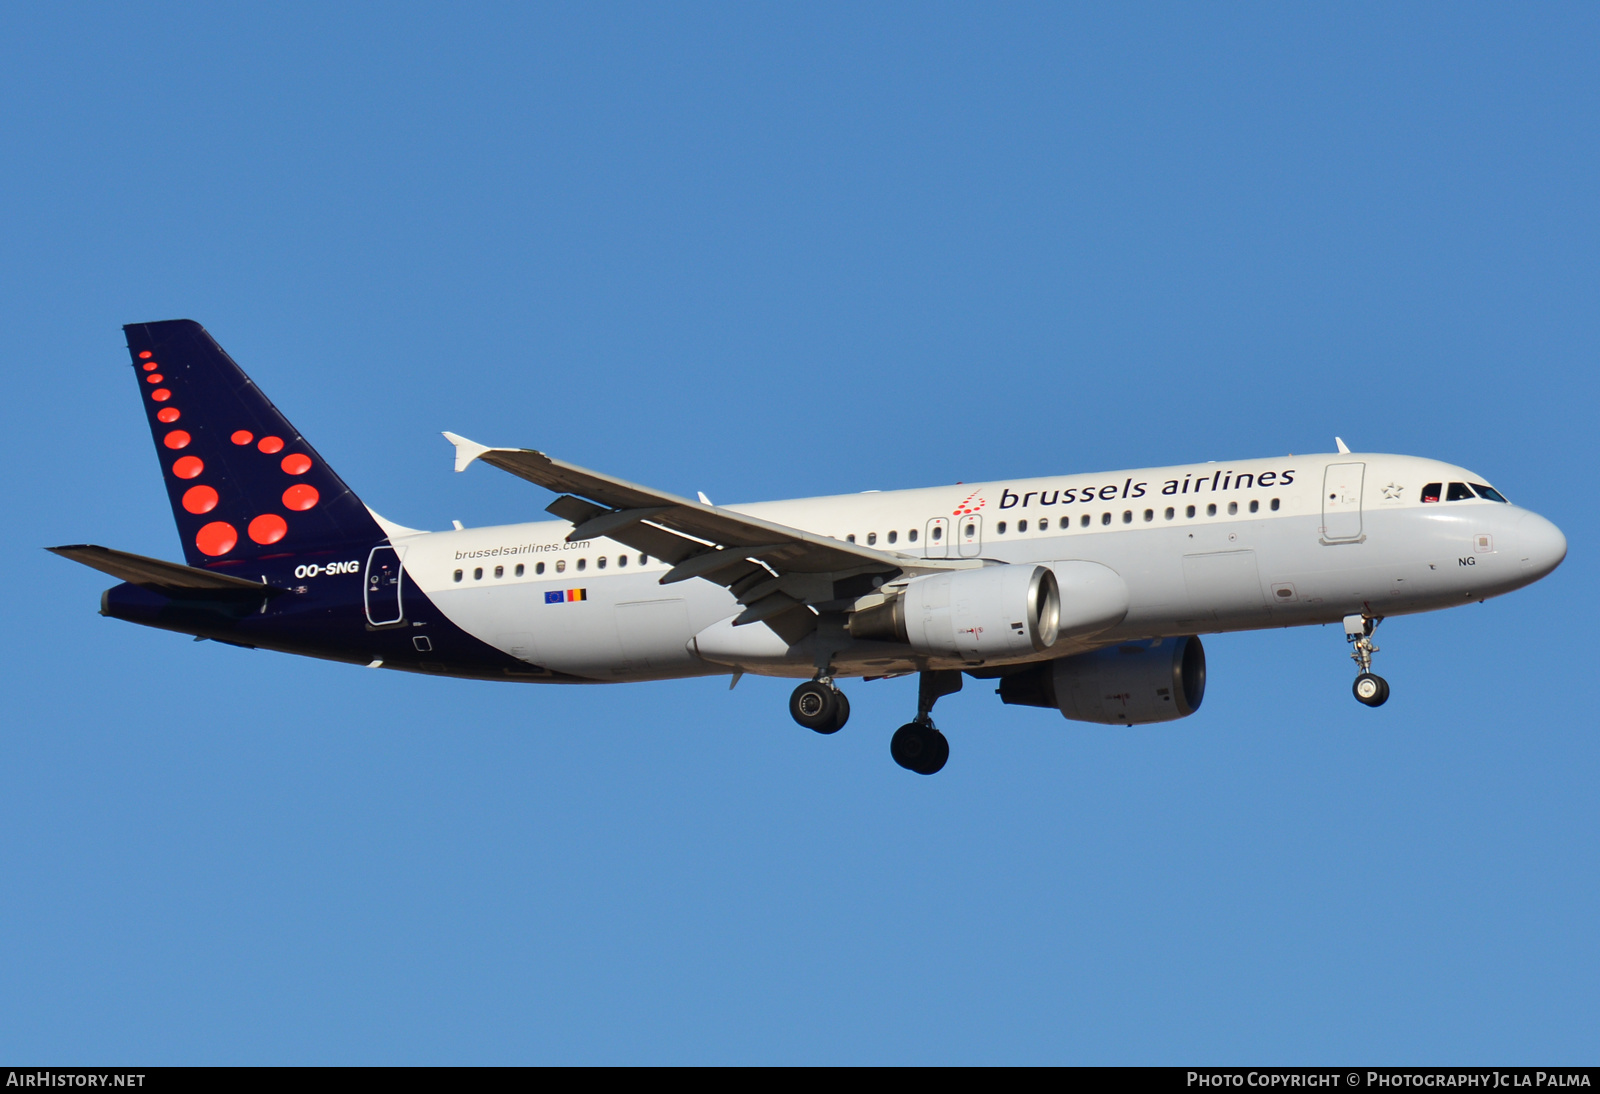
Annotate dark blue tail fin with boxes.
[124,319,383,567]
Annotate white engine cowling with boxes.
[998,636,1206,724]
[848,564,1060,661]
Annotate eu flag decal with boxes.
[544,590,563,604]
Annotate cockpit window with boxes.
[1471,483,1508,503]
[1421,483,1442,503]
[1446,482,1475,501]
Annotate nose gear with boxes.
[1345,614,1389,707]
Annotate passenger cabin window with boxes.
[1472,483,1508,503]
[997,522,1007,534]
[453,569,463,582]
[577,558,587,571]
[515,563,524,577]
[1227,502,1237,515]
[597,557,607,569]
[556,560,566,573]
[1249,500,1259,513]
[1101,512,1111,526]
[474,567,483,580]
[1122,510,1132,524]
[908,529,918,543]
[617,555,627,567]
[1186,505,1196,518]
[1018,519,1028,533]
[1446,482,1475,501]
[1270,498,1280,511]
[867,532,876,545]
[1080,514,1090,528]
[846,534,856,543]
[1164,507,1175,520]
[1421,482,1443,503]
[640,554,649,565]
[931,526,942,541]
[888,530,898,544]
[536,562,545,575]
[1144,509,1153,522]
[494,565,504,578]
[1206,503,1217,516]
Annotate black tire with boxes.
[826,690,850,734]
[890,722,949,775]
[790,681,840,731]
[1353,673,1389,707]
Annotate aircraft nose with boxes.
[1515,510,1567,579]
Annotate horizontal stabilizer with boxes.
[47,544,281,593]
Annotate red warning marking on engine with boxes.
[151,388,171,402]
[163,430,191,450]
[138,351,153,359]
[258,436,284,454]
[182,485,219,514]
[248,513,288,545]
[231,430,254,445]
[172,456,204,479]
[157,407,180,423]
[282,483,320,511]
[146,373,163,384]
[280,453,312,475]
[195,521,237,556]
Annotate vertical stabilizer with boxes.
[123,320,383,566]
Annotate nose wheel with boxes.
[1345,614,1389,707]
[790,679,850,734]
[1353,672,1389,707]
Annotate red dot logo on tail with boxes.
[281,453,312,475]
[195,522,237,557]
[138,351,152,360]
[172,456,204,479]
[163,430,191,450]
[157,407,180,423]
[182,485,219,514]
[151,389,171,402]
[248,514,287,545]
[283,484,319,511]
[231,430,253,445]
[258,436,283,454]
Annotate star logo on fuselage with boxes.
[1381,482,1404,500]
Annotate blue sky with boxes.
[2,2,1595,1063]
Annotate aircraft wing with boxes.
[48,544,281,594]
[443,433,972,641]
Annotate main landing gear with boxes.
[790,679,850,734]
[890,670,962,775]
[1345,614,1390,708]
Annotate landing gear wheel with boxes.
[828,690,850,734]
[791,681,846,733]
[1353,673,1390,707]
[890,722,949,775]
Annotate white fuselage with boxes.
[390,452,1566,682]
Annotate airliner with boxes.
[52,320,1567,774]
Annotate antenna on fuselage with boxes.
[1335,437,1351,454]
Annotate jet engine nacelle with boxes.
[998,636,1206,725]
[848,564,1061,661]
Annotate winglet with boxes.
[1335,436,1351,454]
[442,431,494,473]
